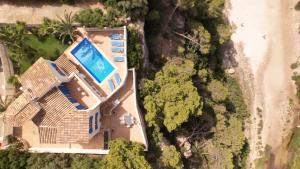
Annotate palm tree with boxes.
[0,22,27,63]
[53,11,75,43]
[7,75,20,88]
[0,22,26,49]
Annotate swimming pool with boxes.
[71,38,115,83]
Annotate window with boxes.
[89,116,93,134]
[95,112,99,130]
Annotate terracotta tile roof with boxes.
[55,54,79,76]
[33,88,90,144]
[4,92,41,127]
[57,111,89,143]
[19,57,61,98]
[39,127,57,144]
[32,88,75,127]
[5,87,90,144]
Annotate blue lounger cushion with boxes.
[108,79,115,92]
[68,98,78,103]
[114,73,121,86]
[110,34,123,40]
[113,56,125,62]
[58,85,70,95]
[76,104,85,110]
[111,47,124,53]
[111,41,124,47]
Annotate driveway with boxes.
[0,1,102,24]
[0,43,15,103]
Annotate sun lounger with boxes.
[113,56,125,62]
[111,47,124,53]
[108,79,115,92]
[110,34,123,40]
[76,104,85,110]
[68,98,78,104]
[58,84,70,95]
[89,116,93,134]
[111,41,124,47]
[114,73,121,86]
[95,113,99,129]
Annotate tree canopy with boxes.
[217,24,232,45]
[142,58,202,132]
[213,114,245,154]
[101,138,151,169]
[100,0,148,21]
[207,80,229,102]
[161,145,184,169]
[0,148,29,169]
[190,25,211,54]
[74,9,106,28]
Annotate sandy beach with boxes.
[228,0,300,168]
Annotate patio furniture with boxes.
[108,79,115,92]
[68,98,78,104]
[111,47,124,53]
[95,112,99,130]
[76,104,85,110]
[111,41,124,47]
[110,34,123,40]
[113,56,125,62]
[123,113,134,128]
[114,73,121,86]
[58,84,70,95]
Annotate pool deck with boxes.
[64,27,127,99]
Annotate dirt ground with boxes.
[227,0,300,168]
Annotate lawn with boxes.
[17,34,68,73]
[24,34,68,61]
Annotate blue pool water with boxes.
[71,38,115,83]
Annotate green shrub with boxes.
[75,9,106,28]
[61,0,75,5]
[292,75,300,101]
[291,62,299,69]
[225,77,249,121]
[289,128,300,151]
[127,28,142,70]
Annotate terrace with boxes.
[61,76,99,110]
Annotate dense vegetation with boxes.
[0,22,69,73]
[99,0,148,21]
[141,0,249,168]
[0,6,143,74]
[0,0,250,168]
[0,138,150,169]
